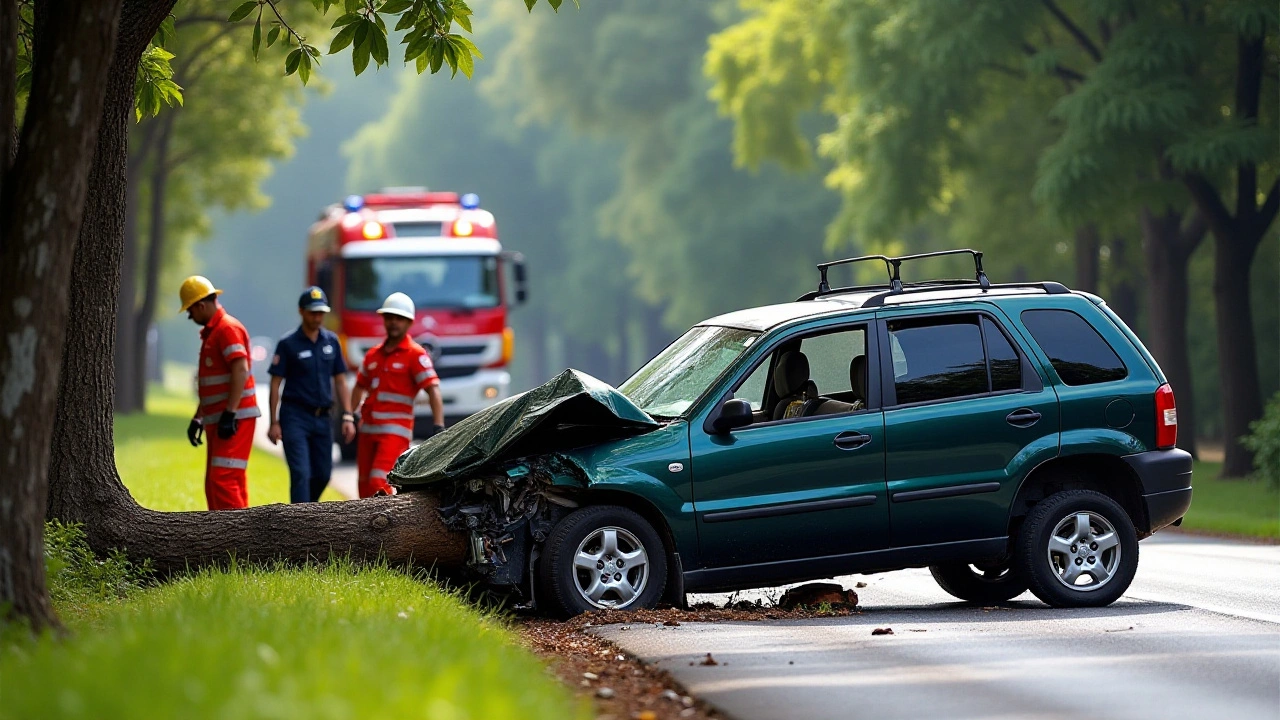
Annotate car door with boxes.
[878,307,1061,547]
[689,321,891,568]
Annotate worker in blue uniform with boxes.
[267,287,357,503]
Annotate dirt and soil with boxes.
[516,590,862,720]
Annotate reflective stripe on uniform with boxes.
[369,469,389,479]
[376,391,414,406]
[222,343,247,357]
[413,370,434,385]
[369,410,414,421]
[199,386,257,406]
[360,423,414,439]
[202,406,263,425]
[210,456,249,469]
[199,374,231,386]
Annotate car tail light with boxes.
[1155,383,1177,449]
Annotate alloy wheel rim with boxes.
[1046,511,1121,592]
[572,526,650,609]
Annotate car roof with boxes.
[699,285,1073,332]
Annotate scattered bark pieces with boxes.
[871,627,894,636]
[855,582,868,588]
[699,653,719,666]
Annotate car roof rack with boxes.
[796,248,1071,306]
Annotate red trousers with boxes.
[357,431,409,498]
[205,418,254,510]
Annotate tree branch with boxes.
[1042,0,1103,63]
[1176,210,1208,257]
[1257,176,1280,236]
[1183,172,1235,240]
[983,63,1025,79]
[1021,41,1086,85]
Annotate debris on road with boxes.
[699,653,719,666]
[871,627,894,635]
[778,582,859,610]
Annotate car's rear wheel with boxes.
[929,560,1028,603]
[538,505,668,617]
[1016,489,1138,608]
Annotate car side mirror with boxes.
[713,398,753,434]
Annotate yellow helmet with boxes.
[178,275,222,313]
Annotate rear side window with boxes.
[888,316,988,404]
[983,317,1022,392]
[1021,309,1127,385]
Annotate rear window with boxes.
[1021,309,1127,385]
[888,316,988,404]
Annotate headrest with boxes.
[802,380,819,400]
[850,355,867,401]
[773,351,810,397]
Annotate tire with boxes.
[538,505,668,618]
[929,560,1028,604]
[1015,489,1138,608]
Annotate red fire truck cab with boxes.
[307,188,526,446]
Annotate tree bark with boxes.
[45,0,466,587]
[0,1,125,630]
[114,141,144,413]
[1074,223,1100,293]
[0,0,16,198]
[1140,208,1205,458]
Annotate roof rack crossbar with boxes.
[814,248,989,296]
[859,281,1070,308]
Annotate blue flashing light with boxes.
[460,193,480,209]
[343,194,364,212]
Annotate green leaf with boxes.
[404,33,431,62]
[448,36,474,78]
[252,15,262,59]
[330,12,361,28]
[415,51,429,73]
[305,44,321,59]
[329,21,360,54]
[369,22,389,65]
[548,0,562,9]
[285,48,302,76]
[394,10,418,31]
[299,52,312,85]
[443,37,459,77]
[429,41,444,74]
[450,33,482,59]
[524,0,536,11]
[372,12,388,34]
[380,0,414,13]
[353,43,372,75]
[228,1,257,22]
[267,25,281,48]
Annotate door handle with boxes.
[1006,408,1042,428]
[833,431,872,451]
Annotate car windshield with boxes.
[620,325,759,418]
[344,255,500,310]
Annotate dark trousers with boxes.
[279,403,333,503]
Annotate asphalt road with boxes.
[595,534,1280,720]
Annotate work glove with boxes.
[217,410,238,439]
[430,424,446,438]
[187,418,204,447]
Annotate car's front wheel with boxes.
[929,560,1028,604]
[538,505,668,617]
[1016,489,1138,608]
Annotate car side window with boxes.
[733,360,771,411]
[888,316,988,404]
[799,328,865,396]
[1020,309,1127,385]
[983,317,1022,392]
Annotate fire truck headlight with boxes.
[483,386,499,399]
[361,221,385,239]
[452,219,474,237]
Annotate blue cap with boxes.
[460,193,480,209]
[299,286,331,312]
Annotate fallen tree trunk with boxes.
[45,0,465,582]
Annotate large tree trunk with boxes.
[1074,223,1100,293]
[46,0,466,582]
[1106,234,1140,329]
[1140,208,1205,458]
[0,0,125,630]
[131,114,173,411]
[113,145,144,413]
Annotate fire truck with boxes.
[306,188,526,454]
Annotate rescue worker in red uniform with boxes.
[349,292,445,498]
[180,276,260,510]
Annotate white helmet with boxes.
[376,292,415,320]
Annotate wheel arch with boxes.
[1008,454,1151,539]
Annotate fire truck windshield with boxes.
[345,255,500,311]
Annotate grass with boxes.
[1,558,587,720]
[115,384,340,510]
[1179,461,1280,539]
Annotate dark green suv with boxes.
[401,250,1193,616]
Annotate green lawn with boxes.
[115,386,340,510]
[1,561,586,720]
[1180,461,1280,539]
